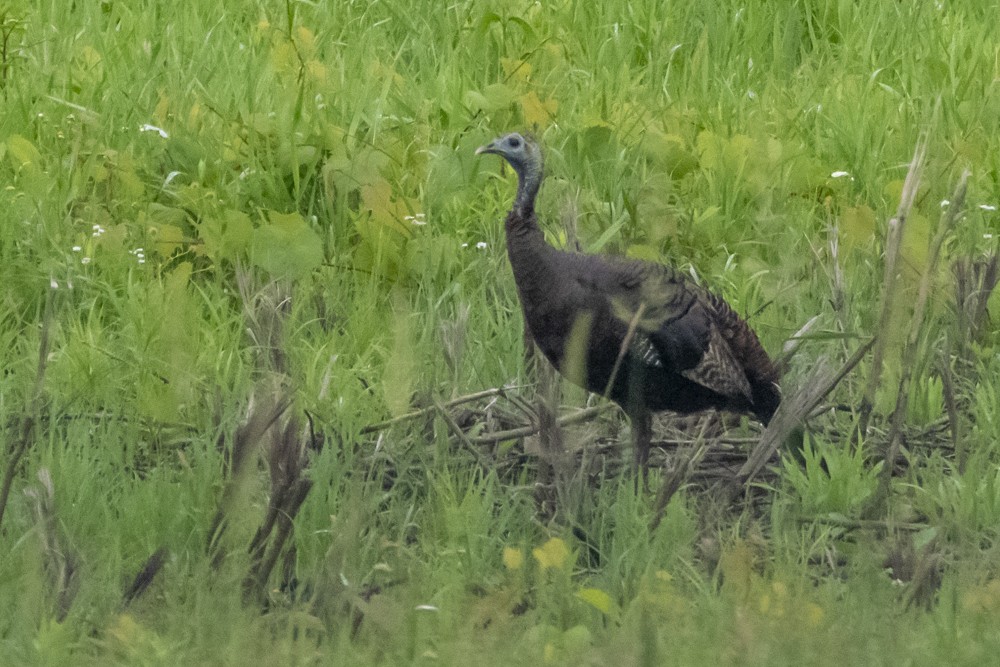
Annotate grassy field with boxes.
[2,0,1000,663]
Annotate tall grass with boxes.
[2,0,1000,662]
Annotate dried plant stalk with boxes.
[24,469,79,621]
[871,170,970,513]
[0,290,53,531]
[739,337,875,485]
[855,136,928,443]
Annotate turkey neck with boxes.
[504,155,565,308]
[504,210,563,311]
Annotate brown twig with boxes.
[0,289,53,532]
[206,386,293,565]
[123,547,168,608]
[649,419,710,532]
[24,469,79,621]
[937,352,963,473]
[603,303,647,398]
[434,399,491,466]
[795,515,928,532]
[738,337,875,485]
[359,386,526,435]
[954,252,999,350]
[775,315,821,375]
[469,405,615,444]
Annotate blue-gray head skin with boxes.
[476,132,543,218]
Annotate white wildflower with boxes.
[139,123,169,139]
[831,171,851,178]
[978,204,997,211]
[476,241,488,249]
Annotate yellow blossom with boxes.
[805,602,825,627]
[502,546,524,571]
[532,537,570,571]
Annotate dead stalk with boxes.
[359,386,526,435]
[0,290,53,532]
[872,170,970,513]
[649,419,710,532]
[856,136,928,444]
[738,337,875,485]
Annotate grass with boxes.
[2,0,1000,663]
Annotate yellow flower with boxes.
[503,546,524,571]
[533,537,570,571]
[805,602,825,627]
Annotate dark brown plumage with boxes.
[477,132,780,474]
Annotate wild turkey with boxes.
[476,132,781,475]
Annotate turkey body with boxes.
[505,214,779,423]
[478,132,780,473]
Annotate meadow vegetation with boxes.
[1,0,1000,663]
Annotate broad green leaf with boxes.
[587,218,626,253]
[251,210,323,279]
[500,57,532,83]
[200,209,253,262]
[165,261,193,296]
[324,146,388,193]
[360,179,417,234]
[7,134,43,170]
[637,172,679,241]
[519,91,557,128]
[576,588,612,614]
[151,223,186,256]
[462,90,490,112]
[405,234,458,280]
[626,243,660,262]
[643,131,697,178]
[839,205,877,248]
[482,83,516,110]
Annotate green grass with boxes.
[2,0,1000,663]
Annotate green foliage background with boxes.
[1,0,1000,663]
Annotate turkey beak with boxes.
[476,141,497,156]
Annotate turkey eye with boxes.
[508,136,521,148]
